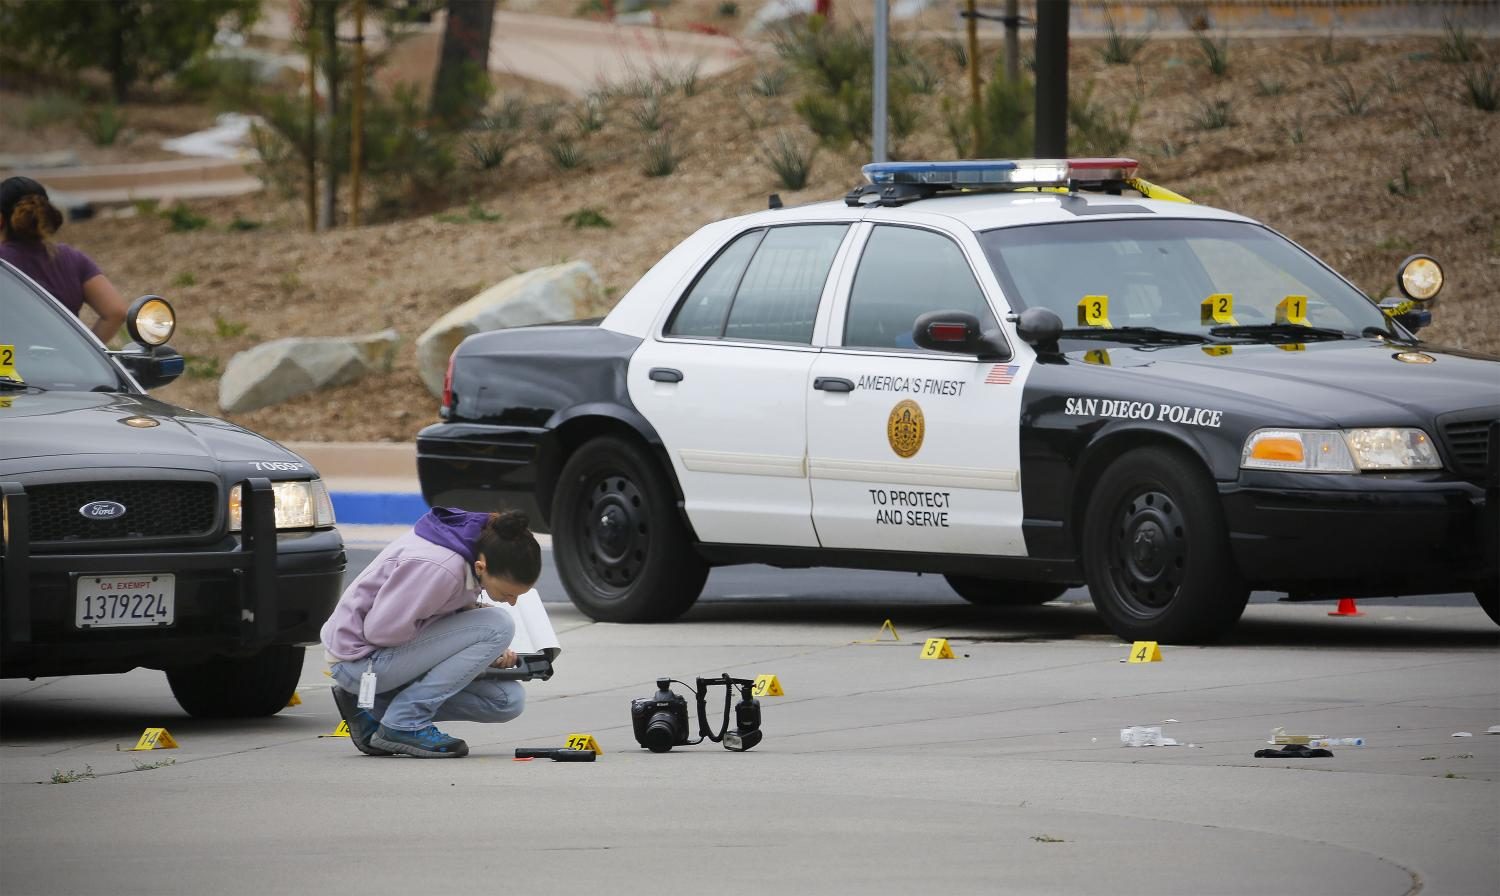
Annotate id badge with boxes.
[357,663,377,709]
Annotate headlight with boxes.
[229,479,336,531]
[1242,428,1440,473]
[1343,428,1441,470]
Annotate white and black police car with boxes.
[418,158,1498,643]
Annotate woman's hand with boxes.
[491,650,518,669]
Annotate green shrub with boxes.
[171,272,196,288]
[228,215,261,231]
[573,94,607,133]
[165,204,208,232]
[1189,98,1234,131]
[83,104,126,146]
[1461,64,1498,111]
[1440,20,1479,63]
[642,133,680,177]
[760,130,815,190]
[751,68,790,97]
[546,136,585,170]
[1070,83,1137,155]
[716,1,738,17]
[1195,33,1230,77]
[1100,16,1149,65]
[1328,74,1376,116]
[213,315,248,338]
[184,355,222,380]
[563,207,613,228]
[22,91,83,129]
[630,95,666,132]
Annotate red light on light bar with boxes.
[1068,157,1138,178]
[928,323,970,342]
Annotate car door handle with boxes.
[813,377,854,393]
[649,367,684,383]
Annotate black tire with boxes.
[1081,447,1249,643]
[1476,582,1499,627]
[552,436,708,622]
[944,575,1068,606]
[166,645,304,718]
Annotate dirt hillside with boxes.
[13,28,1499,443]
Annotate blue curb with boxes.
[331,492,430,526]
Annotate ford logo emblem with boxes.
[79,501,127,520]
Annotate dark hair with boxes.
[0,177,64,243]
[477,509,542,585]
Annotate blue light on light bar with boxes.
[861,158,1138,189]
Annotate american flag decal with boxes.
[985,364,1019,385]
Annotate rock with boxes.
[415,261,603,397]
[219,329,399,414]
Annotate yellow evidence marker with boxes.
[853,618,901,643]
[920,638,957,660]
[321,721,352,738]
[0,344,18,381]
[1276,295,1309,325]
[1200,293,1238,326]
[129,728,179,751]
[751,674,784,697]
[1128,641,1163,663]
[286,691,303,707]
[1077,295,1112,328]
[565,733,603,754]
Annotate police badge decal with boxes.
[887,400,925,458]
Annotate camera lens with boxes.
[643,710,680,753]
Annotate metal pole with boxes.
[1004,0,1020,84]
[1033,0,1068,158]
[304,0,317,233]
[966,0,981,157]
[872,0,888,163]
[351,0,364,227]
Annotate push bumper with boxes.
[1,479,345,677]
[1220,471,1497,598]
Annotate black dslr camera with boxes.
[630,674,763,753]
[631,678,691,753]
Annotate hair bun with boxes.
[489,509,530,539]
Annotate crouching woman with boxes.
[321,508,542,758]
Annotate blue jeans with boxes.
[331,607,524,732]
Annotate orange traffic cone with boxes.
[1328,598,1363,617]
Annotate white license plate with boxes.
[75,574,175,629]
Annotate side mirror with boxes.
[1015,307,1064,353]
[117,344,185,389]
[911,310,1008,360]
[1378,298,1432,333]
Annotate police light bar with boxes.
[861,158,1139,189]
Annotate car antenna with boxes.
[768,194,783,210]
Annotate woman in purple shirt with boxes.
[0,176,127,342]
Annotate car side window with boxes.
[666,224,849,344]
[844,225,997,350]
[666,229,764,338]
[722,224,848,344]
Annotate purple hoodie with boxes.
[319,508,491,661]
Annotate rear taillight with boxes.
[441,351,456,415]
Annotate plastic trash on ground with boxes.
[1121,725,1181,747]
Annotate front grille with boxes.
[1441,418,1496,480]
[25,481,220,543]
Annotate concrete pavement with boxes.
[2,596,1495,895]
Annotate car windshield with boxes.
[977,218,1393,341]
[0,265,123,391]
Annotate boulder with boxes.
[415,260,603,397]
[218,329,399,414]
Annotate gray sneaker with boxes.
[369,724,469,758]
[330,687,392,756]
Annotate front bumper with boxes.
[1,479,345,677]
[1220,470,1497,598]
